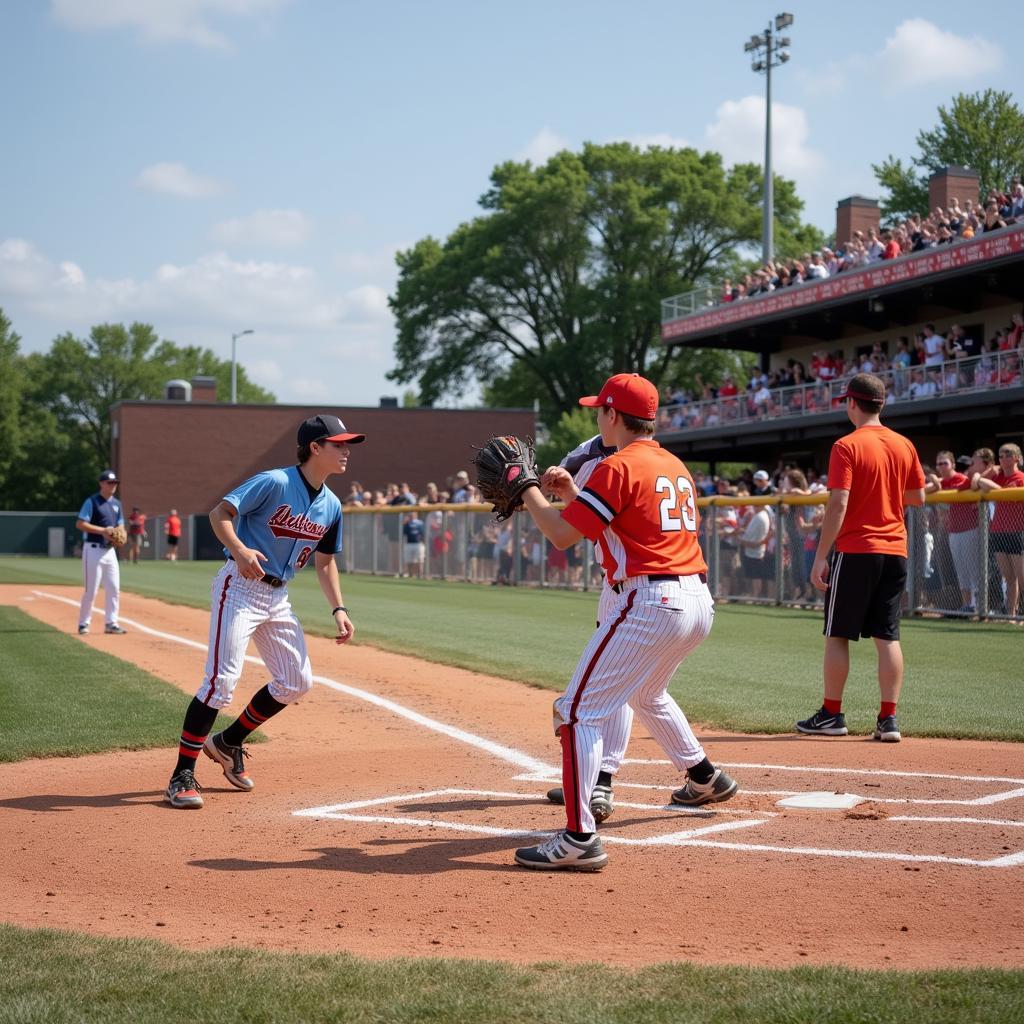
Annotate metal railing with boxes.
[340,491,1024,622]
[657,351,1022,431]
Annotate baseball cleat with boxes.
[545,784,615,822]
[795,706,848,736]
[104,624,127,635]
[515,832,608,871]
[671,768,738,807]
[873,715,902,742]
[165,769,203,809]
[77,625,89,635]
[203,732,254,791]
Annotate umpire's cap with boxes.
[297,414,365,446]
[98,469,119,483]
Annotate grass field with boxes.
[2,925,1022,1024]
[0,606,196,762]
[2,556,1020,742]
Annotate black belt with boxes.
[261,574,285,588]
[611,572,707,594]
[85,540,109,547]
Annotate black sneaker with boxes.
[514,832,608,871]
[544,784,615,822]
[671,768,738,807]
[203,732,254,791]
[796,706,848,736]
[165,769,203,809]
[873,715,902,742]
[77,624,89,635]
[104,624,127,635]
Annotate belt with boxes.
[85,540,109,547]
[261,574,285,588]
[611,572,707,594]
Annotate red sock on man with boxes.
[823,698,842,715]
[879,701,897,720]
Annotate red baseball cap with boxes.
[579,372,659,420]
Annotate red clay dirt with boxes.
[1,583,1022,970]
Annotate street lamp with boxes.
[230,329,254,404]
[744,13,794,264]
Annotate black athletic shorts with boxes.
[992,531,1024,556]
[166,535,179,547]
[823,551,906,641]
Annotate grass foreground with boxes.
[1,925,1021,1024]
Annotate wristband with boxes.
[332,605,347,615]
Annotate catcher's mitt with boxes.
[108,525,128,547]
[472,435,540,521]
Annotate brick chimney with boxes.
[190,376,217,402]
[929,166,981,214]
[836,196,880,246]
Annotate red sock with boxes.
[879,701,897,720]
[823,698,842,715]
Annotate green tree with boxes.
[873,90,1024,219]
[0,310,22,490]
[389,142,820,420]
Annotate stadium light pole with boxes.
[744,13,793,264]
[230,329,254,404]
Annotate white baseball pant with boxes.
[555,574,715,833]
[196,563,313,710]
[595,582,632,775]
[79,544,120,628]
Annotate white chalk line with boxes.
[31,591,1024,867]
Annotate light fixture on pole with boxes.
[744,13,794,264]
[230,329,254,404]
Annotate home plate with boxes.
[776,792,865,810]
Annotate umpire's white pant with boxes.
[79,543,120,627]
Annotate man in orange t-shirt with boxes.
[797,373,925,743]
[509,372,737,872]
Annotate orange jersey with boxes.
[827,425,925,556]
[561,439,707,582]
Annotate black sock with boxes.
[566,831,593,842]
[174,698,219,775]
[220,685,288,747]
[687,757,715,785]
[597,770,613,788]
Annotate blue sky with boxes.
[1,1,1017,405]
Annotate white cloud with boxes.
[515,128,570,165]
[703,96,825,176]
[335,242,409,276]
[210,209,311,248]
[137,162,224,199]
[0,238,398,401]
[879,19,1001,86]
[50,0,289,50]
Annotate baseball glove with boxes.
[472,436,541,521]
[108,525,128,547]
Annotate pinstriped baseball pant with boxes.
[555,575,715,834]
[595,583,632,774]
[196,563,313,710]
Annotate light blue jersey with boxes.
[223,466,343,581]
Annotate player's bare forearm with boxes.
[315,552,354,643]
[521,487,583,550]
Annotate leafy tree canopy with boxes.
[389,141,821,420]
[0,312,275,510]
[873,89,1024,219]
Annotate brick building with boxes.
[109,394,535,521]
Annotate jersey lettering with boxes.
[656,475,697,533]
[267,504,329,541]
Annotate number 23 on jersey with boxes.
[656,475,697,533]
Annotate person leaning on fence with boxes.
[796,373,926,743]
[925,450,979,613]
[974,443,1024,620]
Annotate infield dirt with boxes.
[2,584,1022,969]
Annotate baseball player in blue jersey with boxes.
[76,469,127,635]
[165,414,365,809]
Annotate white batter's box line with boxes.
[723,787,1024,808]
[293,789,768,846]
[33,591,558,779]
[891,815,1024,828]
[621,757,1024,786]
